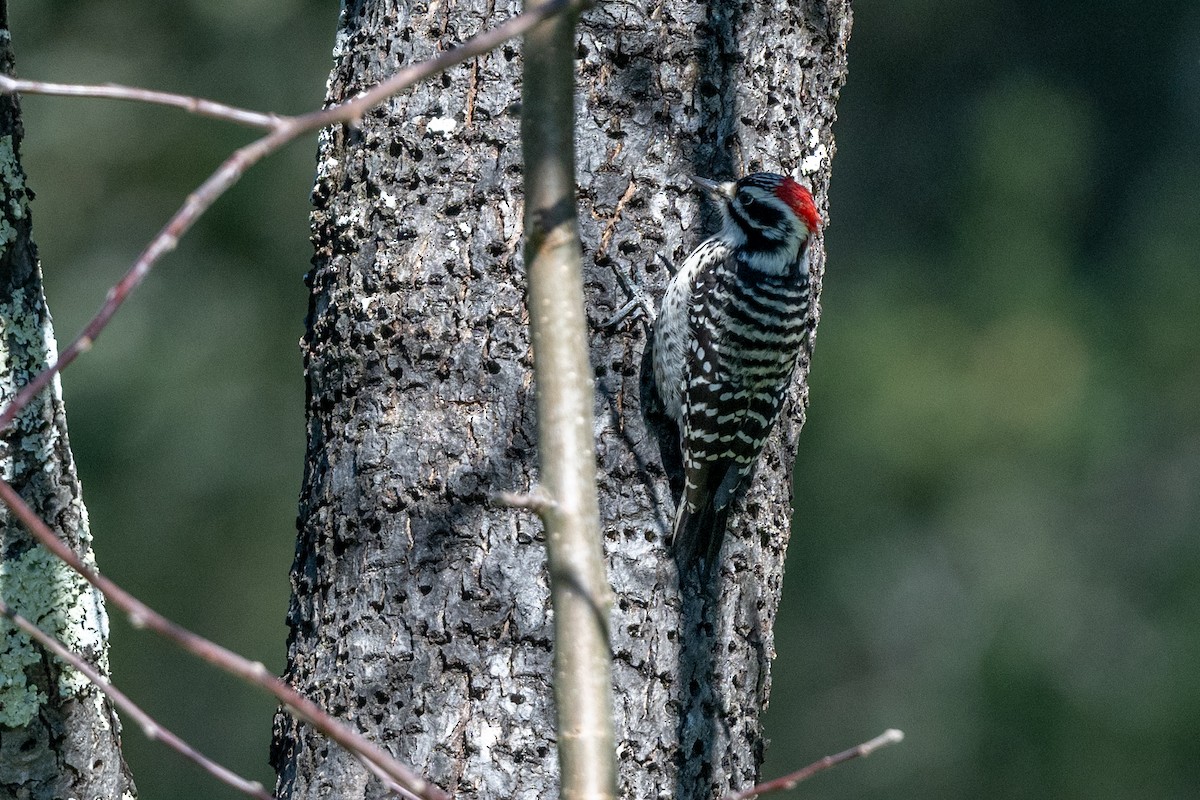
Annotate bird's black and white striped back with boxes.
[671,247,812,571]
[650,171,819,578]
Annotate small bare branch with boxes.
[492,486,557,515]
[0,599,273,800]
[288,0,577,134]
[0,75,280,129]
[0,478,447,800]
[724,729,905,800]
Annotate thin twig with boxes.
[0,599,274,800]
[724,729,905,800]
[491,486,557,515]
[359,755,425,800]
[0,0,579,436]
[0,478,446,800]
[0,75,280,129]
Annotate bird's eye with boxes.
[737,191,755,207]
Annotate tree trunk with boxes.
[0,8,136,798]
[272,0,851,797]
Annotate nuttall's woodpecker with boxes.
[651,172,821,577]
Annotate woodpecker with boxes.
[651,171,821,577]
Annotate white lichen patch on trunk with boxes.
[0,135,27,246]
[0,132,111,728]
[0,546,110,726]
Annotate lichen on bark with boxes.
[0,10,134,796]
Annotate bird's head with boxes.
[692,172,821,263]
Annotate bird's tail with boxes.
[671,471,733,582]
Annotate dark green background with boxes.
[9,1,1199,798]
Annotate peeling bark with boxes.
[273,0,851,797]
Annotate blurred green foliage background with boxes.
[7,1,1199,798]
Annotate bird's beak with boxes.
[690,175,736,199]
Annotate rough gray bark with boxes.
[0,10,136,799]
[272,0,851,798]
